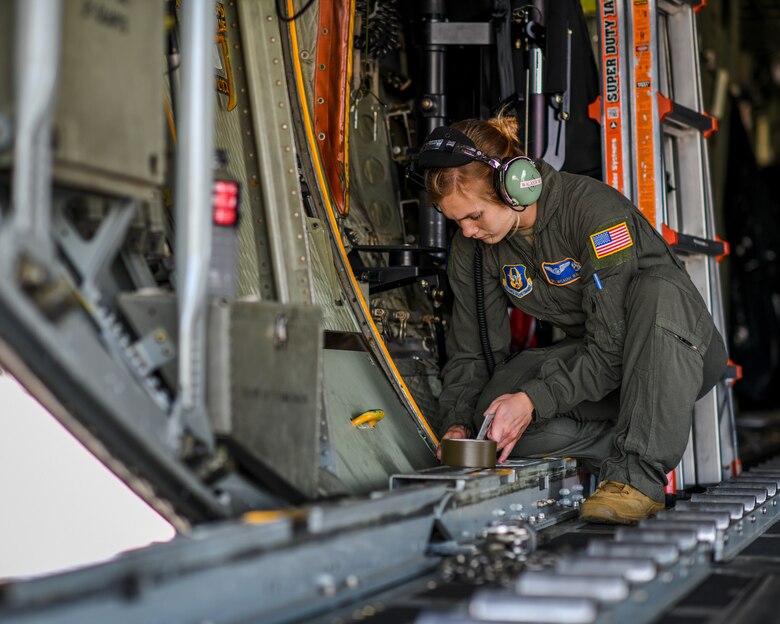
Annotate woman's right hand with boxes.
[436,424,471,461]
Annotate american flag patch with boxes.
[590,222,633,259]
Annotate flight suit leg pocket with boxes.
[655,314,709,360]
[627,319,703,472]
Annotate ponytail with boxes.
[486,114,521,157]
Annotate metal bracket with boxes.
[129,328,177,376]
[53,198,138,304]
[542,26,572,169]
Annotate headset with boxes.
[410,127,540,376]
[415,126,543,210]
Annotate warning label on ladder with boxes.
[599,0,625,196]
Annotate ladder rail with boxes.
[597,0,740,487]
[596,0,634,198]
[625,0,667,230]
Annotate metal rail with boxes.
[171,0,217,451]
[10,0,62,261]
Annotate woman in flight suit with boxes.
[420,116,728,524]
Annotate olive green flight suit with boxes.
[438,161,728,503]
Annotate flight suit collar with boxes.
[532,160,561,234]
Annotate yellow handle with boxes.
[351,409,385,429]
[242,509,306,525]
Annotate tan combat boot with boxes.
[579,481,664,525]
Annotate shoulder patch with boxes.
[588,219,634,268]
[541,258,581,286]
[502,264,533,299]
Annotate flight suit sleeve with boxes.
[521,193,639,419]
[438,233,512,436]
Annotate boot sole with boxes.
[579,504,663,525]
[579,508,640,525]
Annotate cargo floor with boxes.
[319,513,780,624]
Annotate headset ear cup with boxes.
[493,168,510,206]
[503,157,543,206]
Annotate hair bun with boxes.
[487,114,520,154]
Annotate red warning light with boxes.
[212,180,240,226]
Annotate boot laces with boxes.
[597,481,630,495]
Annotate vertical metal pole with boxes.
[418,0,447,253]
[172,0,216,451]
[527,0,546,158]
[11,0,62,259]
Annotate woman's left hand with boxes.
[485,392,535,463]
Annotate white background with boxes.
[0,373,175,580]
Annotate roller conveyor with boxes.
[4,460,780,624]
[411,462,780,624]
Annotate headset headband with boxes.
[414,125,543,209]
[420,139,502,170]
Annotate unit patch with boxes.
[502,264,533,299]
[541,258,581,286]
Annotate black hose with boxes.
[275,0,317,23]
[474,244,495,377]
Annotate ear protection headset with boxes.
[416,126,543,210]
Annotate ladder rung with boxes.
[657,94,718,137]
[662,224,729,261]
[724,359,743,387]
[660,0,707,14]
[588,96,601,124]
[664,469,677,495]
[683,0,707,14]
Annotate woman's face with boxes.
[438,188,528,244]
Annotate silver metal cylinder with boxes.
[555,555,657,584]
[172,0,217,449]
[11,0,63,257]
[707,485,769,505]
[690,492,756,513]
[587,540,680,567]
[656,509,731,530]
[674,500,744,520]
[516,570,629,603]
[440,439,497,468]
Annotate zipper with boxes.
[668,330,699,352]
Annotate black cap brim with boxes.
[417,127,476,169]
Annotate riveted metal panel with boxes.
[238,1,313,304]
[213,1,277,300]
[209,300,323,498]
[289,0,320,115]
[322,348,436,494]
[307,217,358,331]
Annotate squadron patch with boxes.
[541,258,581,286]
[502,264,533,299]
[588,219,635,268]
